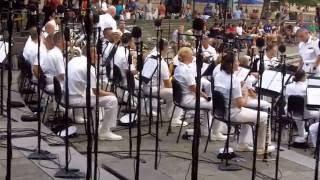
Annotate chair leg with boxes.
[83,108,87,135]
[41,95,50,123]
[251,125,255,146]
[288,122,293,149]
[117,90,126,118]
[204,116,216,153]
[166,105,176,136]
[176,111,187,144]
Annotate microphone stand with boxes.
[251,45,265,180]
[218,50,241,171]
[134,36,143,180]
[154,25,162,170]
[85,5,93,180]
[27,4,56,161]
[5,2,13,179]
[275,49,286,179]
[94,27,101,180]
[54,26,84,179]
[125,44,133,157]
[191,32,202,180]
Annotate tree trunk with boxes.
[261,0,271,19]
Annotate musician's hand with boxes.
[250,72,259,78]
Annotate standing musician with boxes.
[174,47,226,141]
[214,52,274,153]
[297,28,320,73]
[142,39,186,127]
[67,47,123,141]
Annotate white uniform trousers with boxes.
[232,107,271,149]
[181,95,223,135]
[69,95,118,131]
[143,87,183,121]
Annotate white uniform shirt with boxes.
[23,39,38,65]
[214,70,242,117]
[98,13,117,31]
[236,26,243,36]
[202,45,218,62]
[285,81,307,98]
[41,47,65,84]
[174,61,196,100]
[142,49,170,88]
[114,46,136,85]
[299,36,320,65]
[67,55,97,97]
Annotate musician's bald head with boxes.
[107,6,116,17]
[45,23,55,35]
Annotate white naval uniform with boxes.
[142,49,182,121]
[174,61,222,135]
[67,56,118,131]
[299,36,320,73]
[214,70,270,148]
[213,64,270,111]
[113,46,136,86]
[201,45,218,62]
[285,81,320,142]
[40,46,65,92]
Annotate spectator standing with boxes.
[144,0,154,20]
[158,1,166,19]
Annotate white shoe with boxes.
[211,133,227,141]
[74,116,85,124]
[171,119,188,127]
[236,144,254,152]
[257,145,275,155]
[98,131,123,141]
[141,110,157,117]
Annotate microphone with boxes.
[132,26,142,43]
[256,37,265,49]
[56,5,65,19]
[64,27,70,42]
[278,44,286,54]
[154,19,162,31]
[193,18,204,36]
[97,38,103,55]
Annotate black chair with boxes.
[53,77,89,133]
[287,95,314,149]
[166,78,211,143]
[204,90,255,152]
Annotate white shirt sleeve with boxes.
[90,66,97,89]
[55,52,65,75]
[313,39,320,56]
[232,78,242,99]
[161,60,170,80]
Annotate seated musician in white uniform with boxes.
[285,70,320,143]
[214,55,271,111]
[263,43,279,69]
[214,52,274,153]
[142,39,186,127]
[200,35,218,63]
[113,33,137,86]
[174,47,226,141]
[67,47,122,141]
[41,32,65,92]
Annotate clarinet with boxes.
[263,108,271,161]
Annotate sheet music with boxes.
[268,73,291,93]
[0,41,8,63]
[260,70,278,90]
[308,78,320,87]
[235,67,250,82]
[307,88,320,106]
